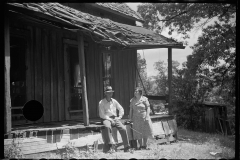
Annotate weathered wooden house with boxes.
[4,3,185,155]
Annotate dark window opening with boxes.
[102,52,111,88]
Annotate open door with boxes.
[10,35,29,125]
[64,41,83,120]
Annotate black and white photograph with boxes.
[4,2,236,159]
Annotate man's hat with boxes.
[104,86,114,93]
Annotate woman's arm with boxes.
[129,105,133,120]
[143,98,151,120]
[145,106,150,120]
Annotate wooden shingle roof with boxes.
[7,3,185,49]
[94,3,144,22]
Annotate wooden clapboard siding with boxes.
[112,51,120,107]
[26,26,34,104]
[50,30,58,122]
[93,42,102,118]
[111,50,137,117]
[118,51,124,108]
[128,50,137,113]
[64,43,70,120]
[35,27,44,123]
[56,31,65,121]
[97,45,104,114]
[84,38,103,119]
[133,51,137,95]
[127,50,133,106]
[122,51,128,111]
[42,29,51,122]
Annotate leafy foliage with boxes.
[137,3,236,39]
[136,52,154,94]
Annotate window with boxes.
[102,52,111,88]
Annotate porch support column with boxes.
[4,10,12,134]
[77,31,89,126]
[168,47,173,115]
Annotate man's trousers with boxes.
[101,119,130,147]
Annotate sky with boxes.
[126,3,203,77]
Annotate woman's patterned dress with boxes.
[130,96,154,139]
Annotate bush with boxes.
[172,101,205,131]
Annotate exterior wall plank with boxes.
[26,26,34,104]
[86,40,93,117]
[57,32,65,121]
[35,27,44,123]
[118,51,125,112]
[26,26,35,124]
[95,43,103,117]
[50,31,58,121]
[111,51,119,108]
[42,29,51,122]
[64,43,70,120]
[122,51,130,114]
[99,46,104,104]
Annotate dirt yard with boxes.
[23,128,235,159]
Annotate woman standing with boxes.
[129,88,154,150]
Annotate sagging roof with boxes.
[93,3,144,23]
[7,3,185,50]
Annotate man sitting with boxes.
[99,86,131,153]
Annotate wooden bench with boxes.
[100,114,178,150]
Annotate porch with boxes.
[4,114,177,155]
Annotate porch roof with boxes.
[7,3,185,49]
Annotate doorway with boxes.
[64,42,83,120]
[10,35,28,125]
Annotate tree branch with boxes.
[159,10,188,22]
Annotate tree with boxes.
[153,60,181,96]
[153,60,167,95]
[137,53,149,94]
[137,3,236,105]
[137,3,236,39]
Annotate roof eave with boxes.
[129,44,186,49]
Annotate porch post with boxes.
[168,47,173,115]
[4,9,12,134]
[77,31,89,126]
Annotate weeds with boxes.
[4,138,24,159]
[55,140,99,159]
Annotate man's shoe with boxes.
[108,147,115,154]
[108,144,116,154]
[124,146,132,152]
[141,146,150,150]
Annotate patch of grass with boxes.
[178,128,235,149]
[24,128,235,159]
